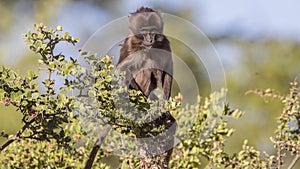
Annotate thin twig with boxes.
[288,154,300,169]
[84,124,112,169]
[0,117,35,151]
[277,144,282,169]
[246,89,285,100]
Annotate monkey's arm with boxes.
[162,72,172,100]
[160,37,173,100]
[162,55,173,100]
[118,38,131,66]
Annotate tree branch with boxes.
[0,117,35,151]
[288,154,300,169]
[84,124,112,169]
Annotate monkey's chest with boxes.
[123,49,169,73]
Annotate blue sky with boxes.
[198,0,300,39]
[121,0,300,39]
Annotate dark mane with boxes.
[134,6,156,13]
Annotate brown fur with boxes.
[134,6,156,13]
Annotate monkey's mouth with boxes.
[143,43,153,49]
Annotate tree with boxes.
[0,24,299,169]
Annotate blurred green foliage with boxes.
[1,1,300,168]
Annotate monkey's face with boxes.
[129,12,164,48]
[139,30,156,48]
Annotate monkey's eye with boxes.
[140,30,148,35]
[135,34,144,39]
[155,34,164,41]
[151,30,159,34]
[140,27,158,34]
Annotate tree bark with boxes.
[84,124,112,169]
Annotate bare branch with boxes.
[288,154,300,169]
[0,117,35,151]
[84,124,112,169]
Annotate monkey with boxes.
[117,7,176,168]
[117,7,173,100]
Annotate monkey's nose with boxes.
[144,34,154,46]
[146,34,153,42]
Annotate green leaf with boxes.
[10,91,23,102]
[56,25,63,31]
[34,40,42,47]
[88,90,96,97]
[32,93,39,99]
[27,70,38,80]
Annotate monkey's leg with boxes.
[163,113,177,169]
